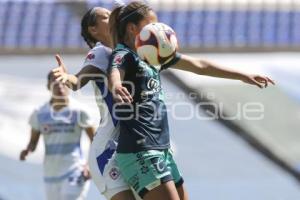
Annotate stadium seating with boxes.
[0,1,299,50]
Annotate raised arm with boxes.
[52,54,104,91]
[20,129,40,161]
[172,54,275,88]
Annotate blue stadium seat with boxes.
[231,10,247,47]
[246,10,263,47]
[65,18,82,48]
[49,4,69,48]
[4,2,23,48]
[187,10,203,47]
[158,10,175,29]
[87,0,114,10]
[0,1,7,46]
[216,10,233,47]
[261,10,277,46]
[276,10,292,46]
[173,11,189,46]
[18,2,40,48]
[35,2,54,48]
[290,11,300,45]
[202,10,219,47]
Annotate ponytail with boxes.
[109,1,152,48]
[109,6,124,48]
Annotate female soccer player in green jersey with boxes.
[108,2,275,200]
[52,6,139,200]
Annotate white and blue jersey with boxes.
[83,42,118,131]
[83,42,132,199]
[83,41,119,151]
[29,99,93,183]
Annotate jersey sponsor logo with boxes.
[150,157,167,174]
[86,53,95,60]
[41,123,76,134]
[109,167,120,180]
[140,78,161,100]
[147,78,160,90]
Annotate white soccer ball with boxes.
[135,22,178,69]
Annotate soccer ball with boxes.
[135,22,178,69]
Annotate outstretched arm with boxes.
[173,54,275,88]
[20,129,40,161]
[52,54,103,91]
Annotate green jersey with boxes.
[109,43,181,153]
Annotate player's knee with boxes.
[111,190,136,200]
[143,181,180,200]
[176,184,189,200]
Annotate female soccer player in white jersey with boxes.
[20,72,95,200]
[51,7,137,200]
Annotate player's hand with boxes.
[242,74,275,88]
[82,164,91,181]
[20,149,29,161]
[52,54,69,83]
[113,85,133,103]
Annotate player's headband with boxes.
[119,4,149,22]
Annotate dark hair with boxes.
[47,71,54,83]
[109,1,152,47]
[81,8,98,49]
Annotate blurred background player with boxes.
[20,71,95,200]
[52,6,138,200]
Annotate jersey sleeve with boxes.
[82,46,112,74]
[28,110,40,131]
[160,52,182,71]
[108,50,133,72]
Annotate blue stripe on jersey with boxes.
[95,81,118,126]
[96,147,115,175]
[45,142,80,155]
[44,168,78,183]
